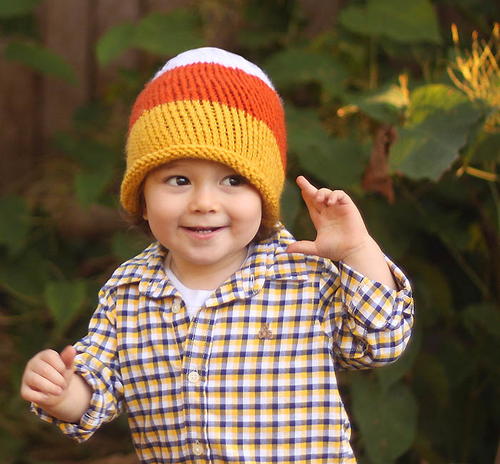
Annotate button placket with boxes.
[182,315,214,461]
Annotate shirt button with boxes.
[188,371,201,385]
[192,440,204,456]
[172,299,181,314]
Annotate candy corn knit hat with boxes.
[120,47,287,229]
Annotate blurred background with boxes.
[0,0,498,463]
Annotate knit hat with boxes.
[120,47,287,228]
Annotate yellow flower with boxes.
[448,23,499,133]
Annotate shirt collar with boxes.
[204,227,311,307]
[113,227,313,302]
[135,243,179,299]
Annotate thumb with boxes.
[286,240,318,256]
[60,345,76,372]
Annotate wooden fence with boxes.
[0,0,194,194]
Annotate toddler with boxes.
[20,47,414,463]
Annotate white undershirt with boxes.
[164,249,251,319]
[164,254,214,320]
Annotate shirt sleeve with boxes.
[31,288,124,443]
[321,256,414,370]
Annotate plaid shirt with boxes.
[34,228,413,463]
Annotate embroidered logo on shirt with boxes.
[258,323,273,340]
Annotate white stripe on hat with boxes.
[153,47,275,90]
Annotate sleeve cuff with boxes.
[338,256,413,330]
[30,365,120,443]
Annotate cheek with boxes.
[142,196,178,230]
[235,194,262,227]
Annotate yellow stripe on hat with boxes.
[121,100,284,226]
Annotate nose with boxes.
[188,184,219,213]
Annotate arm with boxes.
[329,257,414,368]
[23,288,124,442]
[287,176,413,367]
[20,346,92,423]
[287,176,396,288]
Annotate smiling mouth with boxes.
[183,226,224,234]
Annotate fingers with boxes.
[60,345,76,371]
[296,176,317,196]
[286,240,318,256]
[296,176,350,210]
[20,348,75,404]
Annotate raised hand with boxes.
[20,345,76,409]
[286,176,396,288]
[286,176,371,261]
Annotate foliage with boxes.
[5,41,78,84]
[1,0,498,463]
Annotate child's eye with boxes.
[165,176,190,186]
[222,175,247,187]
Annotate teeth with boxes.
[189,227,217,233]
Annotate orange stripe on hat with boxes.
[130,63,286,168]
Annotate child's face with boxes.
[142,159,262,275]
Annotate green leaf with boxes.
[340,0,441,44]
[96,10,203,65]
[467,131,500,162]
[305,137,368,189]
[0,251,48,301]
[281,179,302,228]
[438,337,476,387]
[53,133,118,206]
[351,375,418,463]
[237,1,288,48]
[264,48,347,97]
[0,0,39,17]
[405,84,468,125]
[405,257,453,326]
[54,133,117,171]
[359,198,417,259]
[74,166,114,206]
[346,83,407,124]
[111,231,151,262]
[44,280,87,332]
[390,84,485,180]
[133,10,203,56]
[0,195,31,254]
[4,41,77,84]
[461,303,500,339]
[287,106,369,188]
[413,352,450,410]
[96,22,136,65]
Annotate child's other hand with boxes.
[20,345,76,408]
[286,176,371,261]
